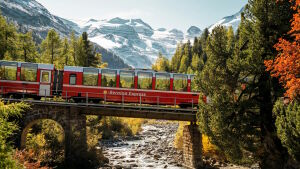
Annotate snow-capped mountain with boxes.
[0,0,75,42]
[70,18,201,68]
[208,7,244,32]
[0,0,244,68]
[0,0,130,69]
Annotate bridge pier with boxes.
[183,124,203,169]
[64,107,87,166]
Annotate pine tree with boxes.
[70,31,78,65]
[152,53,170,72]
[18,32,37,62]
[196,0,295,167]
[41,29,61,64]
[76,32,102,68]
[61,37,73,68]
[178,54,189,73]
[0,15,18,60]
[171,44,183,72]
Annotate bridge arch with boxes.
[20,118,66,150]
[19,104,87,165]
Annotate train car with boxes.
[0,60,55,99]
[62,66,200,107]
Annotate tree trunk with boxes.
[258,73,288,169]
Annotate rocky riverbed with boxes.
[99,122,183,169]
[99,122,258,169]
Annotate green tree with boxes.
[61,37,73,68]
[152,53,170,71]
[70,31,78,65]
[41,29,61,64]
[76,32,102,67]
[191,53,204,71]
[273,100,300,162]
[178,54,189,73]
[0,15,18,60]
[197,0,295,168]
[0,100,29,169]
[171,44,183,72]
[18,32,37,62]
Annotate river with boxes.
[99,122,257,169]
[99,122,184,169]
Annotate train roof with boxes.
[0,60,54,70]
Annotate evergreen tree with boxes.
[152,53,170,72]
[197,0,295,168]
[0,15,18,60]
[273,100,300,162]
[171,44,183,72]
[0,101,29,169]
[178,54,189,73]
[18,32,37,62]
[70,31,78,65]
[191,53,204,71]
[81,32,101,67]
[61,37,73,68]
[41,29,61,64]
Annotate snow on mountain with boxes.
[69,18,201,68]
[208,7,244,32]
[1,0,244,69]
[0,0,129,69]
[0,0,76,41]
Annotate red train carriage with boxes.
[0,61,55,98]
[0,60,201,107]
[62,66,200,107]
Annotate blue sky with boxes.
[36,0,248,31]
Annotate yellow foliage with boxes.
[174,122,218,157]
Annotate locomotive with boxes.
[0,60,201,107]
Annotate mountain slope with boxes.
[0,0,129,69]
[70,18,202,68]
[208,7,244,32]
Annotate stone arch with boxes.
[19,105,87,165]
[20,117,66,150]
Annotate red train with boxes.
[0,60,201,107]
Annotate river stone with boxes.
[154,154,161,160]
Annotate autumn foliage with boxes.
[265,0,300,99]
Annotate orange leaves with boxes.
[265,0,300,99]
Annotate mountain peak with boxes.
[208,6,244,32]
[187,26,201,35]
[88,18,98,22]
[108,17,129,24]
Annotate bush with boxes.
[274,100,300,162]
[0,100,29,169]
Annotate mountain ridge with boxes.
[0,0,243,68]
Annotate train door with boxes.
[39,70,51,97]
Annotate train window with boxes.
[155,73,170,91]
[69,74,76,85]
[120,71,134,88]
[173,74,188,91]
[41,71,50,83]
[83,68,98,86]
[138,72,152,89]
[191,75,198,92]
[101,69,116,87]
[21,63,37,82]
[0,62,17,80]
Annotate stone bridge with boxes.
[9,99,203,169]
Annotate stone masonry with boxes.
[183,124,203,169]
[18,104,87,165]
